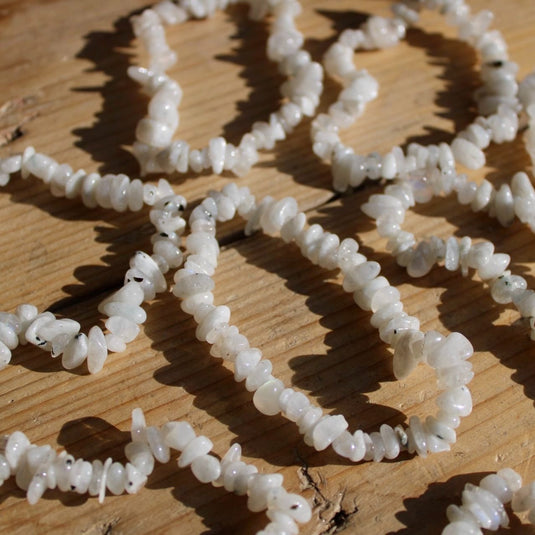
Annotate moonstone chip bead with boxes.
[106,462,126,495]
[146,426,170,463]
[124,462,147,494]
[442,521,483,535]
[5,431,31,471]
[247,473,284,513]
[267,487,312,524]
[436,386,473,417]
[124,442,154,477]
[86,326,108,374]
[190,454,221,483]
[178,436,212,468]
[311,415,348,451]
[161,421,196,451]
[253,379,285,415]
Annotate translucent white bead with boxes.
[99,301,147,324]
[463,484,508,529]
[25,312,55,348]
[146,426,170,463]
[178,436,213,468]
[207,137,226,174]
[369,431,386,462]
[59,333,87,369]
[104,333,126,352]
[88,459,104,496]
[265,510,299,535]
[480,473,513,503]
[427,332,473,369]
[260,197,298,235]
[5,431,30,471]
[105,316,140,343]
[351,430,367,462]
[380,424,400,460]
[451,138,485,169]
[69,459,93,494]
[247,473,284,513]
[436,361,474,389]
[437,409,462,430]
[245,360,273,391]
[407,415,427,457]
[130,251,166,293]
[513,289,535,318]
[407,241,435,278]
[54,452,75,492]
[497,468,522,493]
[425,416,456,444]
[130,407,147,443]
[436,386,473,417]
[442,520,482,535]
[153,240,183,268]
[370,301,404,330]
[280,212,306,243]
[191,454,221,483]
[446,503,478,525]
[124,462,147,494]
[87,326,108,374]
[160,420,196,452]
[392,330,424,379]
[512,482,535,512]
[378,312,419,345]
[267,487,312,524]
[196,305,230,342]
[253,379,284,415]
[342,261,381,292]
[173,271,214,298]
[495,184,515,226]
[280,390,310,422]
[311,414,348,451]
[106,462,126,495]
[27,472,47,504]
[124,442,154,476]
[136,118,174,148]
[297,406,323,436]
[0,341,11,369]
[0,321,19,350]
[0,454,10,481]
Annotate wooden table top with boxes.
[1,0,535,533]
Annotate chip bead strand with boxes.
[312,0,528,197]
[0,170,187,372]
[439,468,535,533]
[129,408,312,534]
[360,179,535,339]
[0,407,312,534]
[129,0,323,177]
[173,183,475,462]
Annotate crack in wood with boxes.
[0,95,39,147]
[296,452,359,534]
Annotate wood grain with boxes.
[1,0,535,533]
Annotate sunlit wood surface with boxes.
[1,0,535,533]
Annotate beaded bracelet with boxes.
[129,0,323,177]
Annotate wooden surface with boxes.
[1,0,535,533]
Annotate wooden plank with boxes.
[0,0,534,533]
